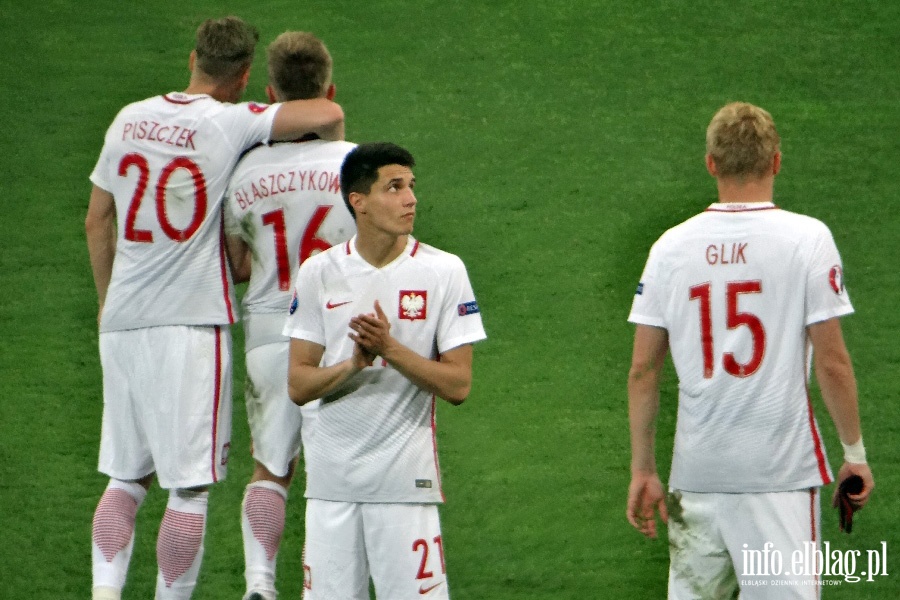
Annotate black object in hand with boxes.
[838,475,864,533]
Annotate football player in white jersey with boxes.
[223,32,356,600]
[283,143,487,599]
[84,17,344,600]
[626,102,874,599]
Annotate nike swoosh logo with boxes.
[418,581,442,595]
[326,300,352,309]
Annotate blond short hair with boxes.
[706,102,780,179]
[267,32,332,101]
[194,16,259,81]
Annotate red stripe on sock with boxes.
[157,509,205,587]
[245,487,286,561]
[92,489,138,562]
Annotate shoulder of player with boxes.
[771,207,831,232]
[302,241,350,271]
[409,241,468,273]
[237,138,356,165]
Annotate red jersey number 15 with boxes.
[689,280,766,379]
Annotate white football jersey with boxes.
[90,93,280,332]
[224,139,357,350]
[283,236,487,503]
[629,202,853,493]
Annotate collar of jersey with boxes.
[163,92,212,104]
[344,235,419,270]
[706,201,777,212]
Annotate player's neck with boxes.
[183,74,242,103]
[715,175,775,204]
[354,230,409,269]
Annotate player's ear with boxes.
[239,66,251,88]
[705,153,718,177]
[265,84,277,104]
[349,191,366,216]
[772,151,782,176]
[326,83,336,101]
[188,50,196,73]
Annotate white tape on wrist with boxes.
[841,438,867,464]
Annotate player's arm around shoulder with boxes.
[85,185,117,322]
[808,317,874,509]
[626,324,670,538]
[271,98,344,142]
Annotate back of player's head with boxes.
[340,142,416,218]
[194,16,259,81]
[267,32,332,101]
[706,102,780,179]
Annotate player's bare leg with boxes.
[92,473,154,600]
[155,486,210,600]
[241,458,296,600]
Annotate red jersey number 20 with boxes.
[119,153,208,243]
[689,280,766,379]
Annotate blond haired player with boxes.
[85,16,343,600]
[223,32,356,600]
[284,142,486,599]
[626,102,874,599]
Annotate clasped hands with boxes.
[348,300,393,369]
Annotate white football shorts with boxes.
[668,488,822,600]
[244,341,309,477]
[98,325,233,489]
[303,499,450,600]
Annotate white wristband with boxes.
[841,438,867,464]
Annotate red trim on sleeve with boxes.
[211,326,222,483]
[430,395,445,502]
[410,240,420,257]
[804,376,832,485]
[345,240,352,255]
[218,216,235,323]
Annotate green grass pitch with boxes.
[1,1,898,598]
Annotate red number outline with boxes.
[412,538,434,580]
[723,280,765,377]
[120,153,153,242]
[261,209,290,291]
[689,280,766,379]
[156,157,207,241]
[300,205,334,263]
[118,153,207,243]
[688,282,714,378]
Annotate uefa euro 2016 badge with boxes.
[289,291,299,315]
[829,265,844,295]
[399,290,427,320]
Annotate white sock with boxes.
[92,479,148,595]
[242,481,288,597]
[155,489,209,600]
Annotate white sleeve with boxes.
[435,257,487,354]
[805,224,854,325]
[220,101,282,152]
[282,259,326,345]
[89,124,116,192]
[628,239,667,328]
